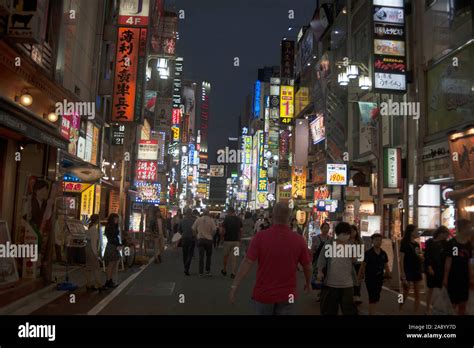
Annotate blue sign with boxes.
[188,143,195,164]
[254,80,261,118]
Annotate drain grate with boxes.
[125,282,176,296]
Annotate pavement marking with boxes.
[382,286,427,307]
[87,257,155,315]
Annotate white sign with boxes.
[373,0,403,6]
[138,140,158,160]
[375,73,406,91]
[310,115,325,144]
[209,165,224,177]
[326,164,347,186]
[118,0,150,26]
[418,207,440,229]
[418,184,440,207]
[77,136,86,159]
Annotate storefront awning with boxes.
[59,150,102,183]
[0,97,68,150]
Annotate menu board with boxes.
[372,0,407,93]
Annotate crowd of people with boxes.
[81,204,473,316]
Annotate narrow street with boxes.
[30,246,422,316]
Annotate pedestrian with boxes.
[229,202,312,315]
[171,211,182,245]
[179,208,197,276]
[103,213,122,288]
[192,209,217,277]
[350,224,363,305]
[213,214,221,248]
[241,212,254,256]
[166,212,172,246]
[424,225,449,314]
[85,214,102,291]
[311,222,330,302]
[443,219,473,315]
[317,222,358,315]
[399,224,423,314]
[254,214,266,233]
[357,233,390,315]
[221,207,243,279]
[290,218,303,235]
[151,207,165,263]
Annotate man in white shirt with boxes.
[192,209,217,276]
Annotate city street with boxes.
[28,246,421,316]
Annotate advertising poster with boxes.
[67,114,80,155]
[358,102,378,154]
[449,133,474,181]
[80,185,95,220]
[0,221,20,286]
[326,164,347,185]
[136,183,161,203]
[209,165,225,177]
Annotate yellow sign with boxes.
[91,126,99,165]
[257,192,267,204]
[280,85,294,119]
[291,166,306,199]
[94,185,101,214]
[172,126,180,142]
[295,87,309,116]
[81,184,95,219]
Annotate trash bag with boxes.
[432,287,455,315]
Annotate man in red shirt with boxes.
[229,202,312,315]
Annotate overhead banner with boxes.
[383,147,402,188]
[372,0,407,93]
[112,27,140,121]
[118,0,150,26]
[280,85,294,124]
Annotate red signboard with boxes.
[135,160,158,181]
[172,108,181,125]
[112,27,140,122]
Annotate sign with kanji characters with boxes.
[383,147,401,188]
[280,40,295,78]
[280,85,294,124]
[256,131,268,192]
[62,182,91,193]
[135,161,158,181]
[112,27,140,122]
[80,185,95,219]
[138,140,158,160]
[291,166,307,199]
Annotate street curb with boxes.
[0,267,83,315]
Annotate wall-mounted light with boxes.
[359,75,371,90]
[347,65,359,79]
[338,72,349,86]
[15,89,33,106]
[47,111,58,122]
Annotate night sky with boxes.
[168,0,317,161]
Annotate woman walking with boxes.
[85,214,102,291]
[350,225,363,305]
[103,214,122,289]
[399,224,423,314]
[151,207,165,263]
